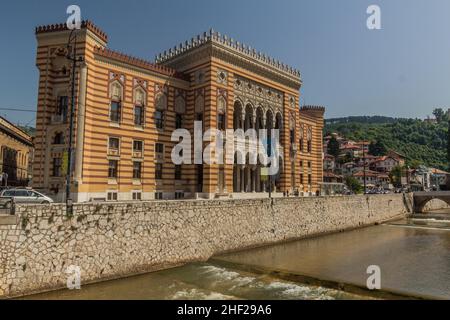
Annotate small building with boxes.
[430,168,450,190]
[370,156,400,173]
[353,170,390,189]
[387,150,406,167]
[0,117,33,187]
[323,171,343,183]
[339,143,362,158]
[323,154,336,171]
[408,166,432,191]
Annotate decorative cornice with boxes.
[94,47,189,81]
[0,116,33,147]
[155,29,302,88]
[35,20,108,43]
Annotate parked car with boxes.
[0,189,54,205]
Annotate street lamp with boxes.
[65,29,83,206]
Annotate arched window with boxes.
[307,127,313,153]
[134,87,146,106]
[155,92,167,111]
[53,132,64,145]
[109,81,123,124]
[154,93,167,130]
[217,96,227,131]
[195,92,204,113]
[134,87,146,127]
[299,125,305,152]
[175,90,186,130]
[289,114,296,144]
[110,81,123,101]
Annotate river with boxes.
[24,212,450,300]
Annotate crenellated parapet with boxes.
[300,105,326,113]
[155,29,302,89]
[35,20,108,44]
[300,105,326,121]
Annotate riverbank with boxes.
[213,217,450,300]
[22,216,450,300]
[0,194,429,298]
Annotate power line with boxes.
[0,107,37,113]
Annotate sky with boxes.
[1,0,450,126]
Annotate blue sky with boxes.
[1,0,450,126]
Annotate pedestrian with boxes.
[0,172,3,188]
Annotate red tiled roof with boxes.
[93,47,189,81]
[430,168,450,175]
[340,145,361,150]
[353,170,382,177]
[323,171,342,179]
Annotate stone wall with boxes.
[0,194,412,298]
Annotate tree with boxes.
[345,176,363,194]
[327,136,340,158]
[433,108,445,123]
[408,159,422,169]
[389,165,403,188]
[369,140,387,156]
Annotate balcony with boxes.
[108,148,120,157]
[132,150,143,159]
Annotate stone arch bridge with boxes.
[413,191,450,213]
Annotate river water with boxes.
[25,212,450,300]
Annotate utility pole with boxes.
[447,108,450,191]
[65,29,83,207]
[363,141,367,194]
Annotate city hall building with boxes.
[33,21,324,202]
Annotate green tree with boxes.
[369,140,387,156]
[345,176,363,194]
[327,136,340,158]
[408,159,422,169]
[433,108,445,123]
[389,165,403,188]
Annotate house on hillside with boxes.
[387,150,406,167]
[370,156,400,173]
[430,168,450,190]
[323,154,336,171]
[340,143,362,159]
[353,170,390,189]
[408,166,432,191]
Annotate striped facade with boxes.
[33,21,324,202]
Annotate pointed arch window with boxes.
[217,95,227,131]
[175,90,186,130]
[154,93,167,130]
[299,125,305,153]
[109,81,123,124]
[307,127,313,153]
[134,87,146,127]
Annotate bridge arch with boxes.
[413,192,450,213]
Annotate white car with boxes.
[0,189,54,205]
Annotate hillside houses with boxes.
[322,133,448,193]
